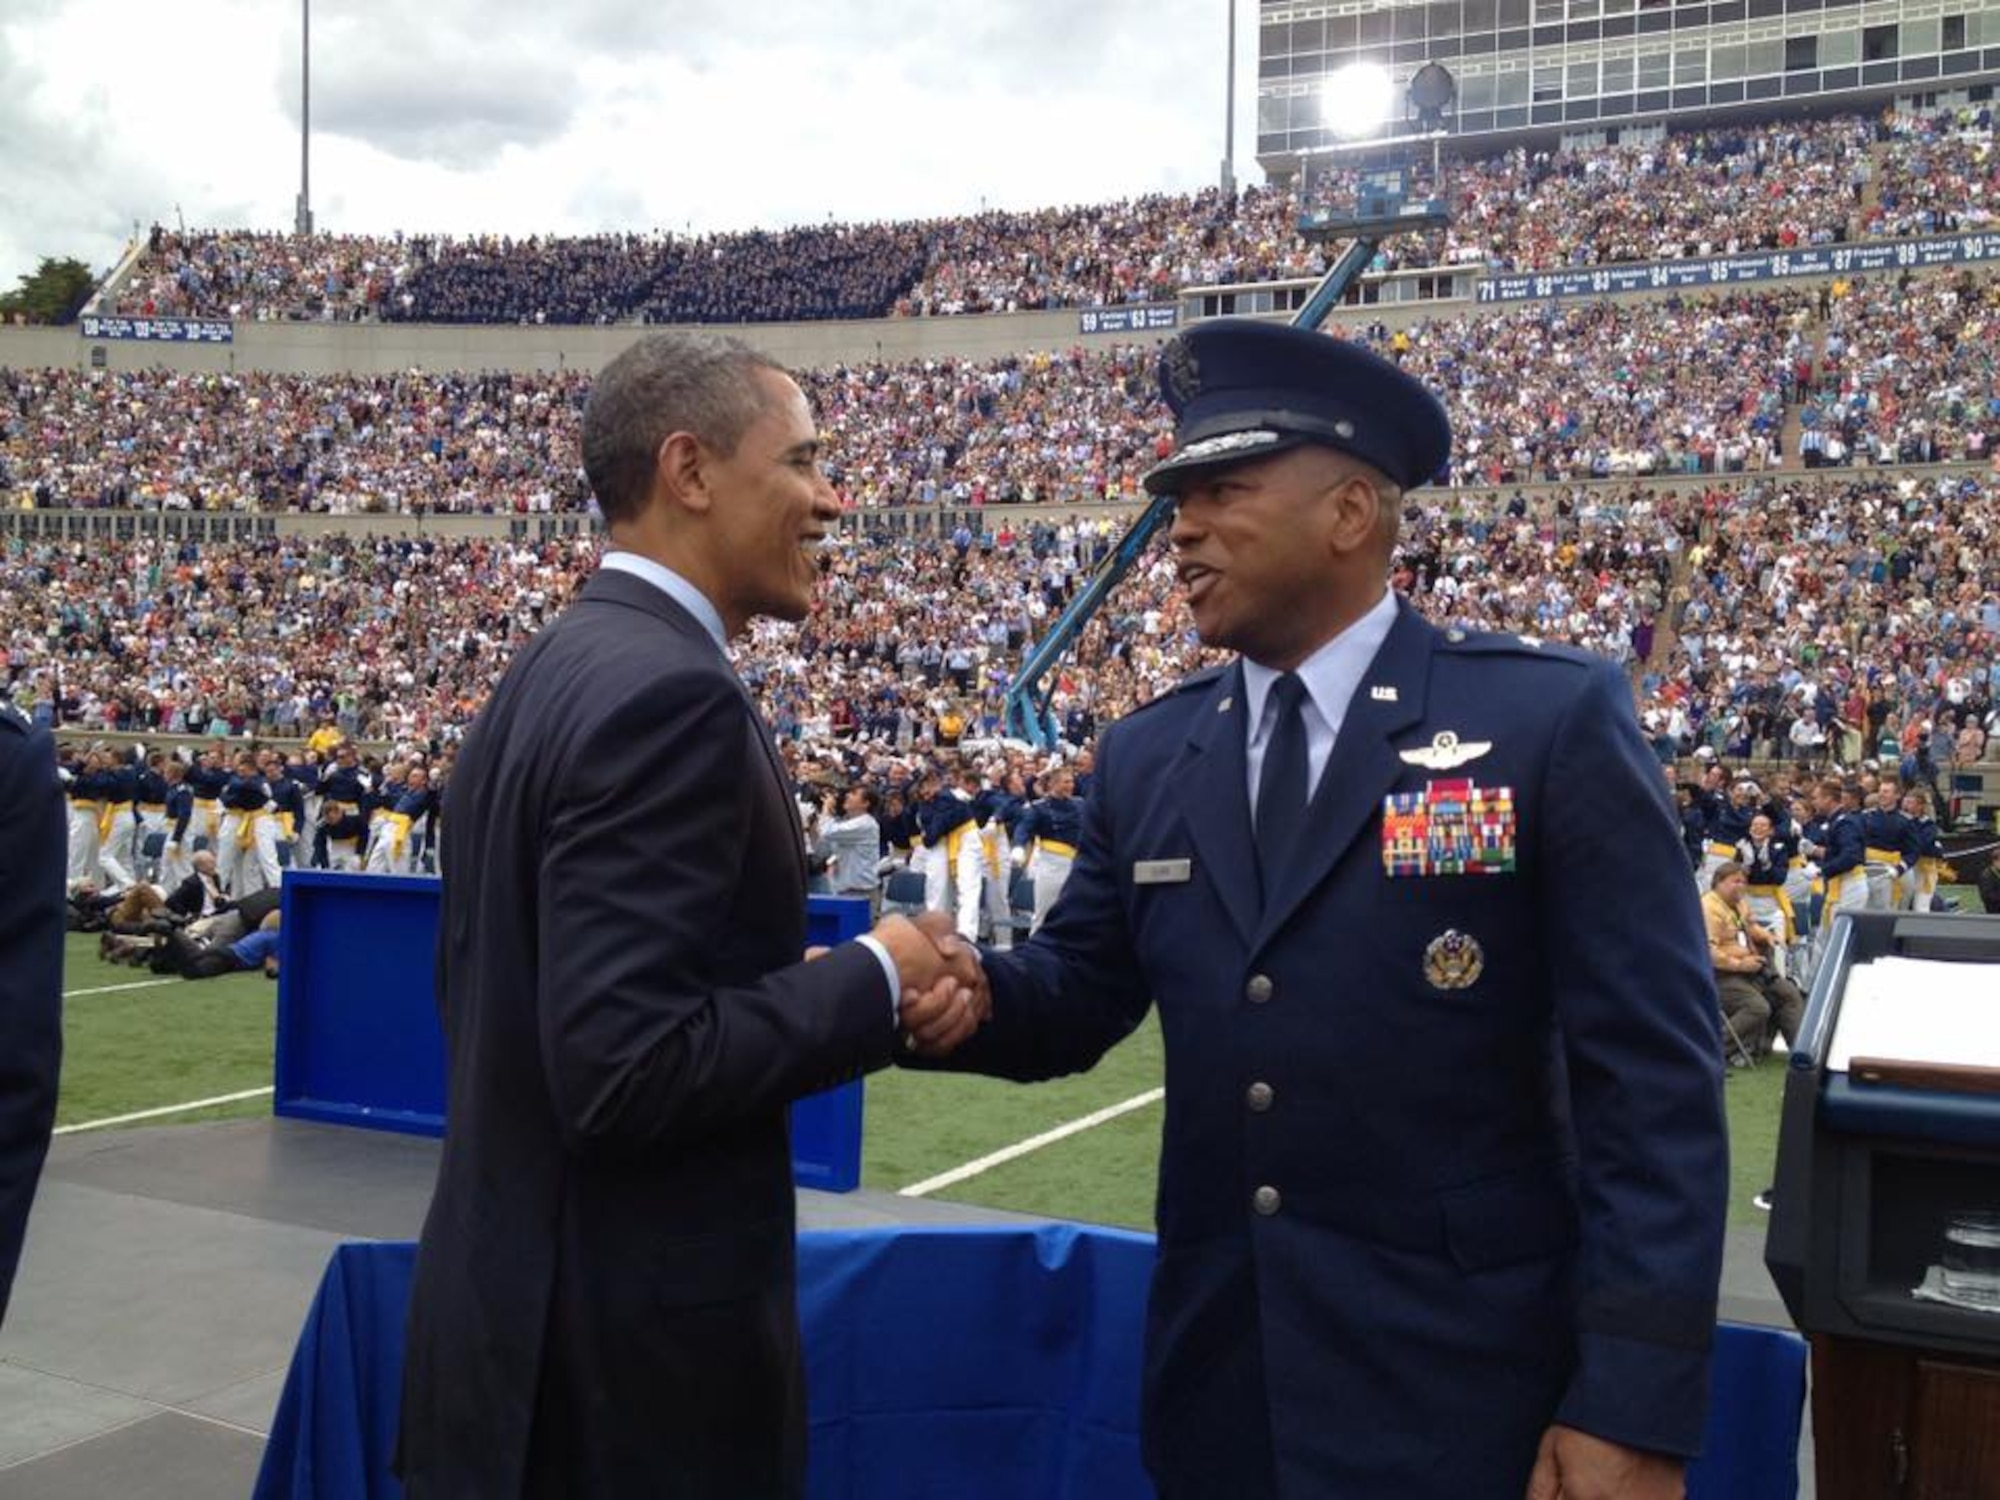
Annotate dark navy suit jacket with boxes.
[919,600,1728,1499]
[397,568,895,1499]
[0,711,64,1328]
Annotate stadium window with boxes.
[1499,0,1530,25]
[1785,34,1816,68]
[1745,38,1782,73]
[1497,67,1532,103]
[1359,8,1393,43]
[1534,59,1565,98]
[1944,14,1966,50]
[1902,17,1938,53]
[1602,53,1636,88]
[1569,57,1599,91]
[1464,0,1498,29]
[1862,22,1896,60]
[1290,18,1327,51]
[1637,48,1671,85]
[1710,41,1746,76]
[1675,45,1706,80]
[1329,14,1359,47]
[1429,2,1463,38]
[1819,27,1858,64]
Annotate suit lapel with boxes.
[582,567,809,890]
[1176,663,1261,949]
[1254,603,1436,949]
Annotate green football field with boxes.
[55,916,1854,1232]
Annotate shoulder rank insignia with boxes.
[1398,730,1491,771]
[1423,930,1485,990]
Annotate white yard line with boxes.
[899,1087,1165,1198]
[62,978,179,999]
[54,1087,274,1136]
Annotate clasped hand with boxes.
[868,911,991,1056]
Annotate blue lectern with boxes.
[274,871,870,1189]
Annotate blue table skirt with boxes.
[254,1226,1804,1499]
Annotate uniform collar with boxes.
[1240,586,1399,744]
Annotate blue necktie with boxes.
[1256,673,1309,901]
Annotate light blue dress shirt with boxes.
[1241,586,1399,817]
[596,551,902,1020]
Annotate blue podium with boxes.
[274,871,870,1190]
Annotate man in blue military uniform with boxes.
[0,700,64,1327]
[907,320,1727,1499]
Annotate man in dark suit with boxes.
[0,701,65,1328]
[912,320,1728,1500]
[397,331,982,1500]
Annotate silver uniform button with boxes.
[1245,974,1274,1004]
[1246,1082,1274,1112]
[1253,1185,1282,1216]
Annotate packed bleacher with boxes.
[35,266,2000,511]
[8,476,1995,771]
[103,106,1997,327]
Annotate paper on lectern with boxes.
[1827,956,2000,1073]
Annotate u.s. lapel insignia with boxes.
[1369,685,1399,702]
[1423,929,1484,990]
[1217,697,1233,713]
[1398,730,1492,771]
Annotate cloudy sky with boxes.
[0,0,1263,290]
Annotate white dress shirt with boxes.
[596,551,902,1019]
[1241,587,1399,818]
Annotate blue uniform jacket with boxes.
[915,603,1727,1498]
[915,790,974,845]
[1820,811,1866,879]
[1015,796,1085,850]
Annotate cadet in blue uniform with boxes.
[160,757,196,891]
[1810,777,1869,961]
[1860,783,1912,909]
[0,702,64,1326]
[318,744,371,872]
[217,750,272,897]
[1901,788,1946,910]
[1012,764,1084,931]
[135,752,171,884]
[184,748,228,855]
[96,749,141,892]
[908,321,1727,1500]
[913,766,973,923]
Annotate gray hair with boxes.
[581,332,785,524]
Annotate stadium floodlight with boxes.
[1322,62,1396,141]
[1407,62,1457,132]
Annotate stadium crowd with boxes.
[34,267,2000,514]
[103,108,2000,326]
[11,474,1995,772]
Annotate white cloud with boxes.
[0,0,1262,290]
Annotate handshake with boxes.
[867,911,992,1058]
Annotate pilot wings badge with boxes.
[1398,730,1492,771]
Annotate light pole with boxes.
[1221,0,1237,197]
[295,0,313,235]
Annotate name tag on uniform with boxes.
[1133,858,1193,885]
